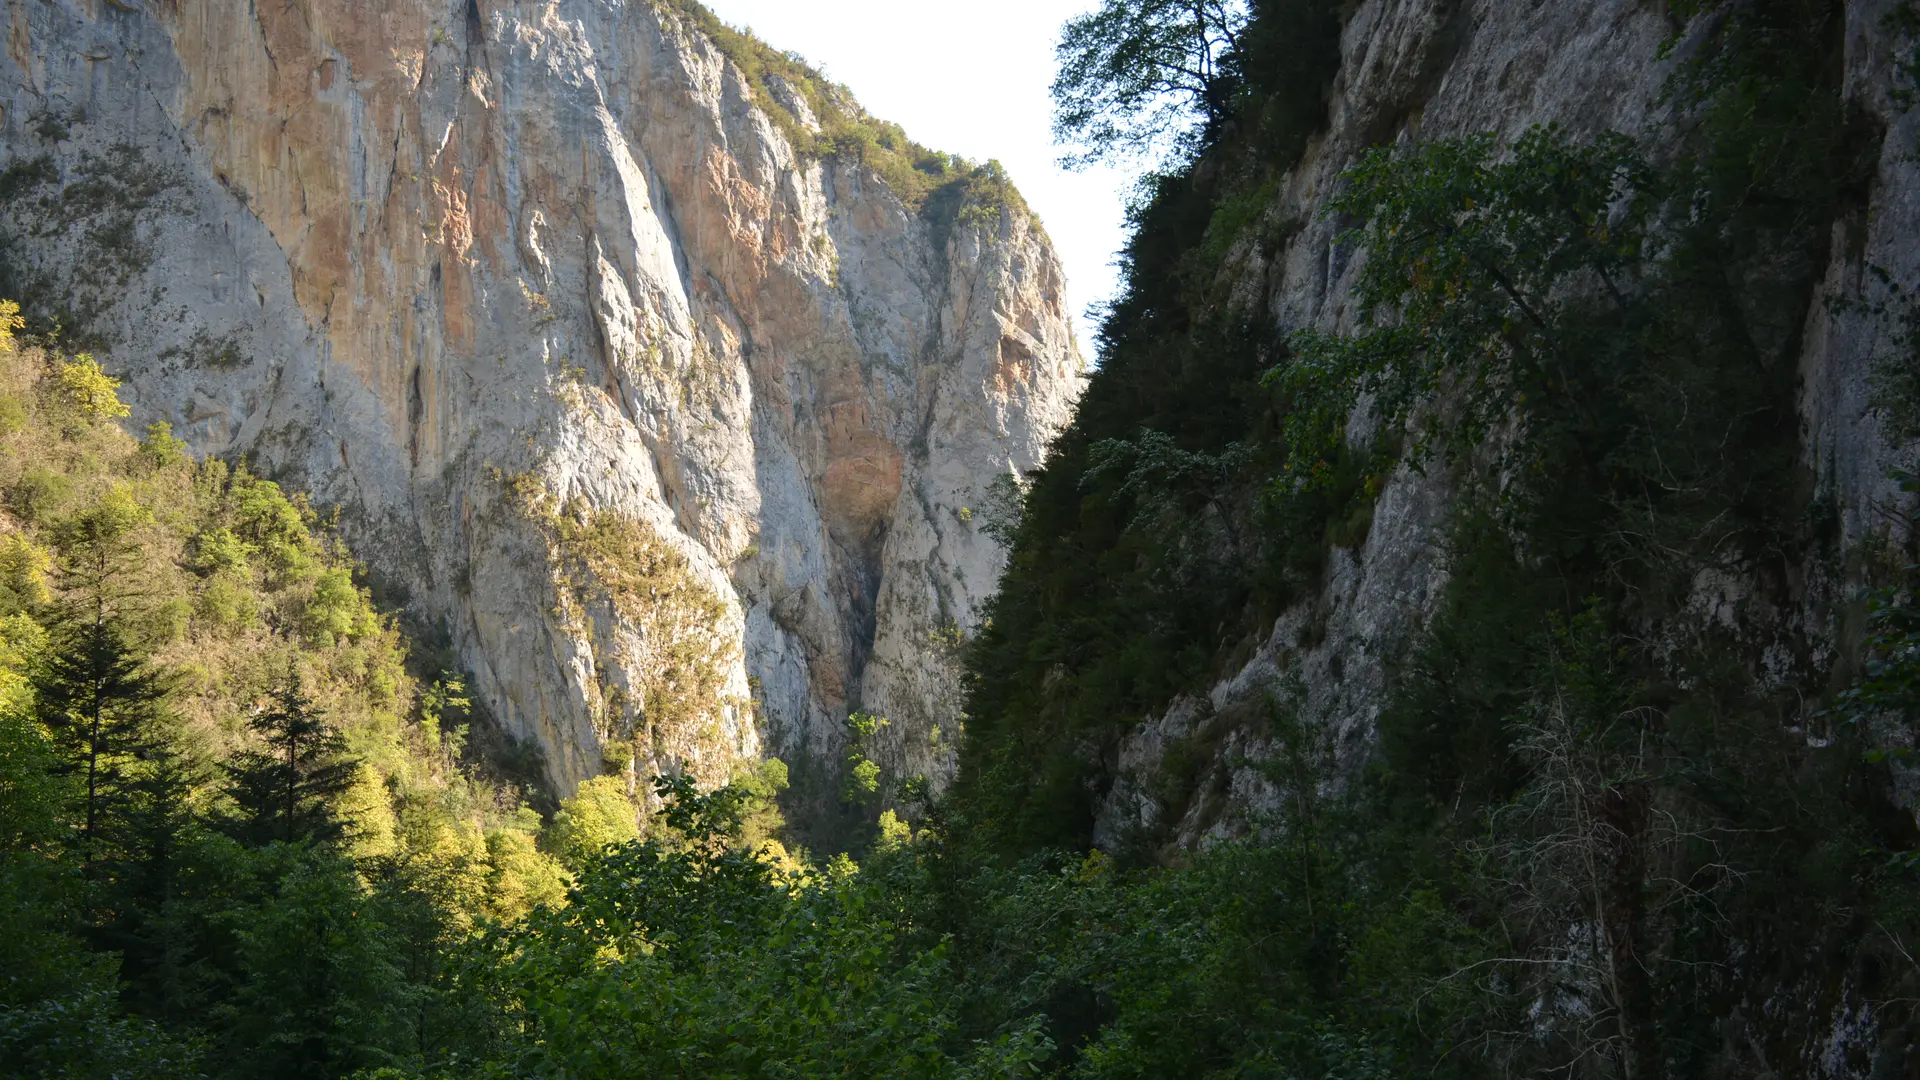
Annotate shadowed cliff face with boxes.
[1069,0,1915,856]
[0,0,1081,805]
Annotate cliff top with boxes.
[654,0,1041,230]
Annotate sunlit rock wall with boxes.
[0,0,1081,802]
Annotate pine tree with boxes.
[32,483,164,864]
[32,613,169,864]
[222,670,357,847]
[101,737,207,1022]
[218,845,406,1080]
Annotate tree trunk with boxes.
[1600,782,1661,1079]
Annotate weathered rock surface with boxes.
[1091,0,1918,851]
[0,0,1080,804]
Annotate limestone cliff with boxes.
[1077,0,1919,848]
[0,0,1081,805]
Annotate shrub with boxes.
[305,566,360,648]
[5,468,71,524]
[195,574,258,633]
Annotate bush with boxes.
[546,774,642,868]
[195,574,258,633]
[305,567,361,648]
[6,467,71,523]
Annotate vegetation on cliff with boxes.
[10,0,1920,1078]
[504,475,746,787]
[0,304,1044,1078]
[945,0,1920,1074]
[0,321,576,1077]
[652,0,1035,233]
[960,0,1347,850]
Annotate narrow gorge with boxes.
[6,0,1920,1077]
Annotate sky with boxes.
[698,0,1133,353]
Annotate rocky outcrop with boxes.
[1091,0,1918,849]
[0,0,1080,803]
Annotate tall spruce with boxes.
[31,619,167,861]
[102,737,206,1022]
[222,669,356,847]
[32,488,169,864]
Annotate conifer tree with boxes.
[219,845,406,1080]
[32,482,162,852]
[101,737,207,1021]
[32,602,168,864]
[222,670,356,847]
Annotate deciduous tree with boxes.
[1052,0,1249,166]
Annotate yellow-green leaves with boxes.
[305,567,362,648]
[842,711,888,802]
[549,774,643,868]
[0,299,22,354]
[56,482,152,549]
[0,610,47,713]
[228,475,318,577]
[58,354,130,420]
[193,527,255,575]
[138,421,189,470]
[0,535,54,611]
[875,808,912,849]
[483,820,568,921]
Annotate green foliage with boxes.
[32,603,171,859]
[137,421,189,471]
[728,756,791,847]
[0,990,203,1080]
[7,465,73,524]
[0,307,565,1079]
[220,671,358,847]
[306,567,367,647]
[57,353,130,420]
[956,0,1345,854]
[429,775,1052,1079]
[7,1,1915,1075]
[0,697,109,1016]
[953,0,1920,1074]
[976,471,1030,549]
[0,297,22,351]
[1052,0,1249,166]
[417,675,470,765]
[219,845,408,1080]
[544,774,641,869]
[480,814,566,924]
[842,710,889,803]
[193,527,254,576]
[1277,128,1656,479]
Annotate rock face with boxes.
[0,0,1080,804]
[1090,0,1919,851]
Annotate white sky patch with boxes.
[698,0,1133,354]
